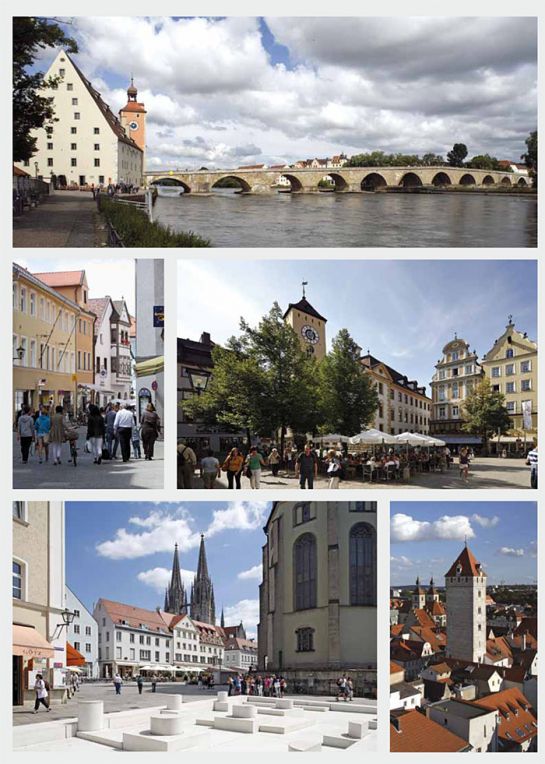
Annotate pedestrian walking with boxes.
[296,443,318,489]
[246,446,267,489]
[113,673,123,695]
[200,448,220,488]
[140,403,161,460]
[222,447,245,489]
[34,406,51,463]
[227,675,234,696]
[114,403,133,462]
[131,422,142,458]
[17,405,35,464]
[177,441,197,488]
[459,447,470,483]
[33,674,50,713]
[137,675,144,695]
[105,404,119,458]
[268,447,281,477]
[151,673,158,693]
[49,405,66,465]
[326,449,342,489]
[86,404,105,464]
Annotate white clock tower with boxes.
[283,283,327,361]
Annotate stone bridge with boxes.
[145,166,528,194]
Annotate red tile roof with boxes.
[471,688,537,746]
[119,101,147,114]
[486,635,513,663]
[98,598,170,633]
[445,544,486,578]
[390,710,469,752]
[33,270,85,288]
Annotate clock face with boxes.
[301,325,319,344]
[129,121,139,131]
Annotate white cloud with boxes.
[390,555,414,569]
[137,566,195,592]
[471,514,500,528]
[238,564,263,580]
[224,599,260,631]
[391,513,475,543]
[206,502,270,537]
[498,547,525,557]
[96,506,202,559]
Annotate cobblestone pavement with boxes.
[13,429,163,489]
[13,190,106,247]
[13,681,346,725]
[181,457,532,490]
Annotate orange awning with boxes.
[66,642,86,666]
[13,624,55,659]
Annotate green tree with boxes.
[521,130,537,187]
[446,143,468,167]
[13,16,78,162]
[461,378,511,454]
[317,329,379,438]
[421,153,445,166]
[467,154,501,171]
[182,304,321,455]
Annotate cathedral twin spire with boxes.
[163,535,216,624]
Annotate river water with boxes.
[154,190,537,248]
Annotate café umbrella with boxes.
[349,429,398,446]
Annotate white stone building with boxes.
[427,699,498,752]
[88,297,133,405]
[170,613,202,673]
[16,50,143,187]
[65,586,99,678]
[223,637,259,672]
[134,259,164,421]
[93,599,173,679]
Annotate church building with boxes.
[258,501,377,696]
[17,50,144,187]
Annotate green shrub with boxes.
[98,196,210,247]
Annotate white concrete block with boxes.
[150,714,184,736]
[13,719,77,748]
[213,701,229,712]
[368,719,378,730]
[276,698,294,709]
[328,703,375,714]
[288,738,323,752]
[301,706,328,712]
[322,735,357,749]
[213,716,258,733]
[216,691,228,702]
[259,718,315,735]
[165,694,183,710]
[348,721,368,739]
[232,704,257,718]
[195,718,215,727]
[123,729,209,752]
[257,707,305,717]
[77,729,125,749]
[77,701,104,732]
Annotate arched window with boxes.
[350,523,376,606]
[293,533,317,610]
[295,627,315,652]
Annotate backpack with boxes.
[44,679,50,691]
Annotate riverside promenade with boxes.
[13,190,106,247]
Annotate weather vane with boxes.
[302,280,308,298]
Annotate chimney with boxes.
[200,332,211,346]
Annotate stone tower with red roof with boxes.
[445,542,487,663]
[119,78,146,163]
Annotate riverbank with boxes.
[13,190,107,247]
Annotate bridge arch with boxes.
[500,176,512,186]
[212,175,252,193]
[431,172,452,187]
[327,173,348,191]
[400,172,423,188]
[481,175,495,186]
[281,174,304,192]
[151,177,190,193]
[459,173,476,186]
[517,177,528,187]
[361,172,387,191]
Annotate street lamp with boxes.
[188,369,210,396]
[34,161,39,179]
[13,345,24,362]
[50,608,76,640]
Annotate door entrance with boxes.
[13,655,23,705]
[79,175,86,186]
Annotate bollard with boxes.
[77,700,104,732]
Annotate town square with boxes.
[177,260,537,490]
[12,500,377,752]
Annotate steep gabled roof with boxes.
[471,688,537,746]
[390,710,469,752]
[445,544,486,578]
[97,598,170,634]
[283,297,327,323]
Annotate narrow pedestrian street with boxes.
[13,190,106,247]
[13,429,163,489]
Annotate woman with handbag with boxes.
[140,403,161,460]
[245,446,267,489]
[222,446,245,489]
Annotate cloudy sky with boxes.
[391,501,537,586]
[66,501,271,637]
[38,16,537,168]
[178,259,537,389]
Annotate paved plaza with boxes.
[185,457,533,490]
[13,190,106,247]
[13,429,164,489]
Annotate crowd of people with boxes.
[177,438,477,488]
[226,674,288,697]
[15,401,161,467]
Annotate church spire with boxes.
[220,608,225,628]
[190,534,216,624]
[197,533,209,579]
[163,543,186,615]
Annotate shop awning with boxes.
[66,642,86,666]
[435,435,482,445]
[135,356,164,377]
[13,624,55,659]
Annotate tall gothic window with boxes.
[349,523,376,606]
[294,533,317,610]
